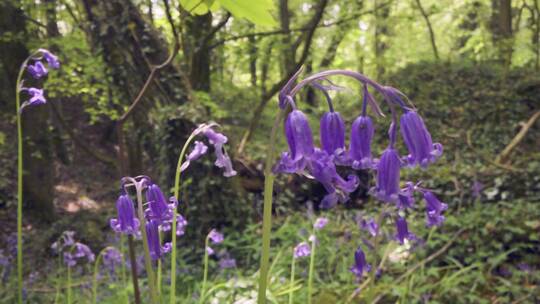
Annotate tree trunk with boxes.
[0,1,56,221]
[185,13,213,91]
[81,0,190,176]
[490,0,513,67]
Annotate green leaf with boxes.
[218,0,276,27]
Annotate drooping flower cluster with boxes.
[275,69,448,279]
[293,242,311,259]
[109,176,186,261]
[102,247,123,277]
[181,123,237,177]
[51,231,95,267]
[20,49,60,112]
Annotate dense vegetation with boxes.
[0,0,539,303]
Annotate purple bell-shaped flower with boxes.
[145,220,171,260]
[320,111,346,157]
[275,109,315,173]
[349,115,375,169]
[371,147,401,203]
[400,111,442,168]
[350,246,371,278]
[110,194,140,235]
[395,216,416,245]
[423,191,447,227]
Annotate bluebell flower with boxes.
[206,246,215,256]
[320,111,345,157]
[275,110,315,173]
[103,248,122,276]
[176,214,188,236]
[20,88,46,112]
[308,149,358,208]
[400,111,442,168]
[397,182,416,209]
[208,229,224,244]
[360,218,379,237]
[27,61,48,79]
[145,183,176,228]
[395,216,416,245]
[39,48,60,69]
[350,246,371,278]
[423,191,447,227]
[371,147,401,203]
[63,242,95,267]
[145,220,171,260]
[110,194,140,235]
[314,217,329,230]
[180,141,208,172]
[349,115,375,169]
[202,128,237,177]
[293,242,311,258]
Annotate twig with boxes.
[208,1,394,50]
[372,228,467,303]
[495,110,540,164]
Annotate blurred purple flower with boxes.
[423,191,447,227]
[208,229,224,244]
[360,218,379,237]
[350,246,371,278]
[395,216,416,245]
[400,111,442,168]
[64,242,94,267]
[27,61,48,79]
[103,248,122,276]
[110,194,140,235]
[176,214,188,236]
[472,180,483,198]
[314,217,329,230]
[219,256,237,269]
[203,128,237,177]
[20,88,46,111]
[206,246,214,256]
[397,182,416,209]
[39,49,60,69]
[293,242,311,259]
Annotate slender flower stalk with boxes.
[170,129,203,304]
[123,177,159,304]
[307,233,317,304]
[257,110,286,304]
[288,251,296,304]
[199,235,211,304]
[66,265,72,304]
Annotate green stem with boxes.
[120,236,129,304]
[199,236,210,304]
[257,109,286,304]
[66,266,72,304]
[15,54,31,304]
[157,232,162,301]
[288,253,296,304]
[54,254,62,304]
[133,181,158,304]
[127,235,141,304]
[92,249,105,304]
[170,130,201,304]
[307,229,316,304]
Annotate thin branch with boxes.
[118,0,180,123]
[414,0,440,60]
[495,110,540,164]
[22,14,48,29]
[209,1,394,50]
[201,12,231,46]
[372,228,468,303]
